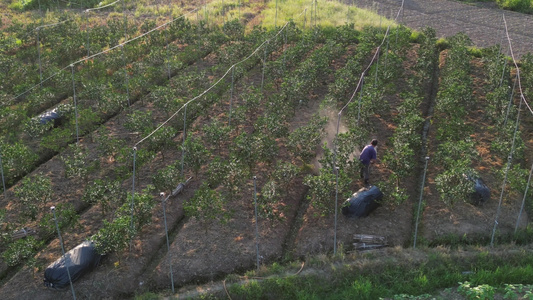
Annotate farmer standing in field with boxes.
[359,139,378,185]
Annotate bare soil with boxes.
[353,0,533,60]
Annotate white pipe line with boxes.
[32,0,120,32]
[134,12,301,147]
[35,18,72,30]
[72,8,198,66]
[338,0,404,115]
[503,14,533,116]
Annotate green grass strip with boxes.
[223,247,533,299]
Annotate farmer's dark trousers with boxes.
[360,162,370,183]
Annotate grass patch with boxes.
[8,0,105,10]
[496,0,533,13]
[259,0,396,30]
[196,0,397,31]
[456,0,533,14]
[214,246,533,299]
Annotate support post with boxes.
[384,34,390,77]
[229,66,235,127]
[180,104,187,177]
[160,192,175,293]
[123,0,128,40]
[130,147,137,251]
[166,0,172,80]
[0,145,5,199]
[491,154,512,247]
[261,42,267,93]
[222,0,225,25]
[374,47,380,87]
[413,156,429,249]
[253,176,260,271]
[315,0,318,27]
[357,76,364,126]
[334,166,339,255]
[51,206,77,300]
[37,28,43,88]
[85,10,90,57]
[121,45,130,106]
[38,0,43,19]
[282,29,287,73]
[499,54,507,88]
[332,112,341,255]
[165,32,172,80]
[70,65,80,144]
[491,98,522,247]
[304,8,307,30]
[504,74,518,127]
[498,13,505,55]
[275,0,278,28]
[515,163,533,234]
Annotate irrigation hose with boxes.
[223,261,305,299]
[223,279,232,300]
[294,260,305,275]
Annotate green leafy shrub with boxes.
[184,183,229,232]
[124,110,154,134]
[152,162,183,195]
[320,129,365,174]
[259,180,285,221]
[38,203,79,239]
[95,126,125,158]
[457,281,495,300]
[496,0,533,13]
[220,158,250,201]
[271,162,299,191]
[182,135,210,177]
[82,179,126,217]
[114,146,156,180]
[304,169,351,216]
[258,163,299,222]
[14,174,53,221]
[435,165,477,206]
[40,127,73,153]
[24,116,54,138]
[0,209,10,247]
[287,114,328,162]
[93,216,133,255]
[1,236,42,267]
[379,173,410,205]
[223,19,245,40]
[0,139,38,185]
[254,111,289,139]
[61,144,93,179]
[128,187,156,229]
[203,118,231,153]
[93,186,155,255]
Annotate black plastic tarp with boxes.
[43,241,101,289]
[38,109,62,125]
[471,177,490,205]
[342,185,383,218]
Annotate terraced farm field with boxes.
[1,0,532,299]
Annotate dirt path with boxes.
[353,0,533,59]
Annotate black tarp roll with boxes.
[342,185,383,218]
[38,108,62,126]
[43,241,101,289]
[472,177,490,205]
